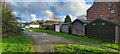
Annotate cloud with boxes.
[41,10,53,17]
[47,2,92,21]
[12,11,17,16]
[58,15,66,22]
[21,13,32,21]
[31,14,37,21]
[55,2,91,16]
[7,0,93,22]
[77,15,87,20]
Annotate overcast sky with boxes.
[6,0,94,22]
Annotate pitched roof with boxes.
[71,19,90,24]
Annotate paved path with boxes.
[24,31,119,52]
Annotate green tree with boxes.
[2,2,21,37]
[64,15,72,23]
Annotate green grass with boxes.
[54,44,117,54]
[101,43,120,50]
[26,28,106,44]
[2,34,34,52]
[0,39,1,53]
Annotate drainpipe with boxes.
[115,25,118,43]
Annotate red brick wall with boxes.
[118,2,120,24]
[87,2,120,24]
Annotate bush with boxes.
[54,44,117,54]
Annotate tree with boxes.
[2,2,21,37]
[64,15,72,23]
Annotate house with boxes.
[29,21,40,28]
[71,19,90,36]
[60,23,70,33]
[86,18,120,43]
[44,20,59,25]
[17,22,30,28]
[42,20,60,30]
[86,2,120,24]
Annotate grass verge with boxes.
[54,44,118,54]
[101,43,120,50]
[2,34,34,53]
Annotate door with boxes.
[55,25,60,32]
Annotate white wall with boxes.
[29,25,39,28]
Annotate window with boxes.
[109,5,115,15]
[110,9,115,15]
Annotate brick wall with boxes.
[87,2,120,24]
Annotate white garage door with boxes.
[55,25,60,32]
